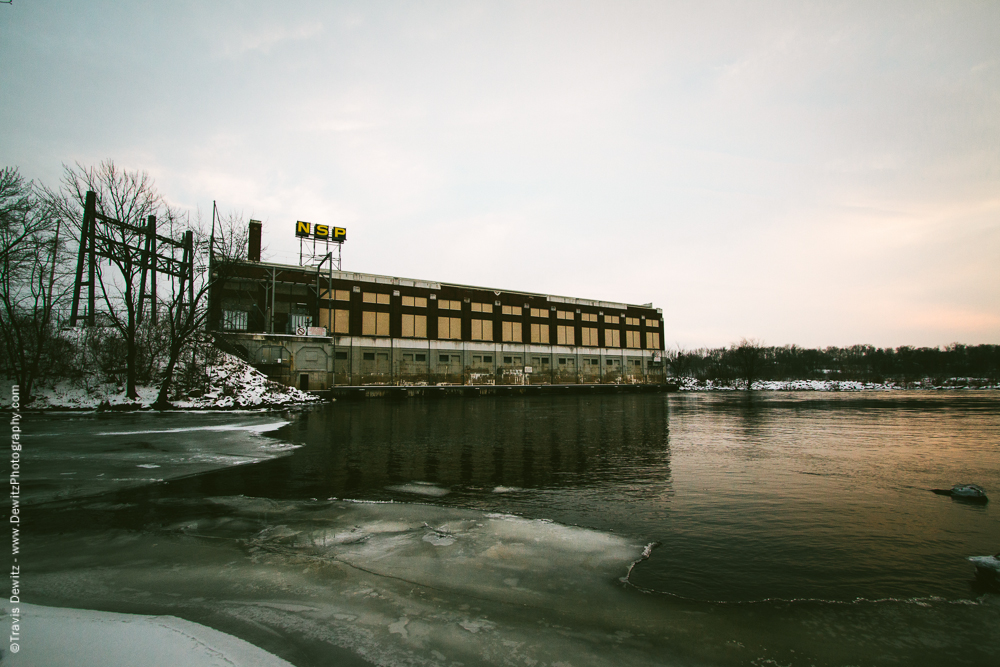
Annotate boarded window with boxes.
[363,292,390,304]
[502,305,521,316]
[471,319,493,341]
[625,317,640,326]
[439,299,462,311]
[626,330,642,348]
[581,312,598,322]
[530,308,549,318]
[556,310,574,320]
[471,302,493,313]
[646,332,660,349]
[647,319,659,327]
[362,311,390,336]
[605,329,621,347]
[531,323,550,344]
[319,289,351,301]
[401,313,427,338]
[402,295,428,307]
[320,309,350,334]
[438,316,461,339]
[581,327,598,346]
[604,315,620,325]
[557,325,574,345]
[502,321,522,342]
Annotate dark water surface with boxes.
[156,391,1000,602]
[20,391,1000,667]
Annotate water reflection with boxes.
[157,395,673,504]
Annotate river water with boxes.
[14,391,1000,666]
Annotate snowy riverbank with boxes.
[676,377,1000,391]
[2,352,320,410]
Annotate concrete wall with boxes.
[231,333,666,389]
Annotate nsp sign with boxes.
[295,221,346,242]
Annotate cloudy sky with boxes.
[2,1,998,348]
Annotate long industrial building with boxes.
[208,222,667,390]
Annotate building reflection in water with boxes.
[271,394,674,499]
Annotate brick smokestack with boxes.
[248,220,262,262]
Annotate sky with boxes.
[2,0,998,349]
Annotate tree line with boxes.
[668,338,1000,388]
[0,161,247,407]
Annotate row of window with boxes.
[318,290,660,326]
[315,309,660,348]
[351,353,655,367]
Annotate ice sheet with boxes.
[4,603,294,667]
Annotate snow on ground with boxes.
[4,604,294,667]
[5,352,319,410]
[676,377,1000,391]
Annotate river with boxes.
[12,391,1000,666]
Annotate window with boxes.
[483,355,492,363]
[471,302,493,313]
[222,310,248,331]
[439,354,450,363]
[581,327,598,346]
[502,321,522,342]
[320,309,350,334]
[557,325,574,345]
[556,310,574,320]
[334,309,349,334]
[362,292,390,304]
[647,332,661,349]
[504,356,513,364]
[415,354,426,362]
[605,329,620,347]
[530,322,549,344]
[438,316,461,339]
[502,305,521,316]
[439,299,462,310]
[558,358,566,364]
[401,313,427,338]
[590,358,600,366]
[320,289,351,301]
[363,352,376,361]
[403,353,414,362]
[647,319,659,327]
[604,315,620,325]
[530,308,549,318]
[581,312,598,323]
[626,330,642,349]
[625,317,640,326]
[401,295,427,308]
[471,319,493,341]
[362,311,389,336]
[335,351,348,360]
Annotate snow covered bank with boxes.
[4,352,319,410]
[676,377,1000,391]
[3,603,294,667]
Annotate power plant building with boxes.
[208,222,667,390]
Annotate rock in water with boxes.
[930,483,988,502]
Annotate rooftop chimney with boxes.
[248,220,262,262]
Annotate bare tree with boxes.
[154,210,248,408]
[0,167,70,402]
[728,337,767,390]
[44,160,163,399]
